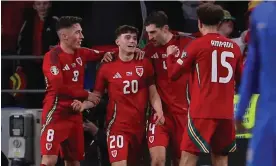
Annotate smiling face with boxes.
[61,23,84,50]
[116,32,137,55]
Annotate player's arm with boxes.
[166,43,196,81]
[145,58,164,124]
[71,100,96,112]
[82,47,113,62]
[236,14,260,121]
[149,83,165,125]
[72,64,108,112]
[145,58,159,107]
[149,84,162,114]
[43,51,89,99]
[91,64,107,102]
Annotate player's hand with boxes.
[167,45,178,56]
[101,52,114,63]
[87,92,101,105]
[235,120,248,134]
[71,100,84,112]
[153,111,165,125]
[135,48,145,60]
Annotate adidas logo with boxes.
[113,72,122,79]
[63,64,70,71]
[151,53,159,59]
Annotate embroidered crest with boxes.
[135,66,144,77]
[111,150,117,158]
[76,57,82,66]
[46,143,52,151]
[149,136,154,143]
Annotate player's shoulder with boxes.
[176,32,196,41]
[96,61,111,75]
[98,60,113,69]
[99,53,120,68]
[206,34,238,48]
[44,45,63,64]
[131,58,153,73]
[221,36,241,51]
[144,42,155,51]
[182,35,202,48]
[141,57,152,66]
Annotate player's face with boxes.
[146,24,168,46]
[33,1,51,16]
[66,23,84,50]
[116,33,137,54]
[219,21,234,37]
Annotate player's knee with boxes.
[64,160,80,166]
[151,155,166,166]
[111,160,127,166]
[41,155,58,166]
[211,153,228,166]
[179,151,198,166]
[150,146,166,166]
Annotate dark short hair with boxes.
[196,3,224,26]
[144,11,168,28]
[56,16,82,31]
[115,25,139,38]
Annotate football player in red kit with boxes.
[166,4,243,166]
[142,11,194,166]
[72,25,165,166]
[40,16,112,166]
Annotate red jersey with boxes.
[168,33,243,119]
[42,46,105,120]
[144,35,194,114]
[94,56,154,132]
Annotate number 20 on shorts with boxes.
[109,135,124,149]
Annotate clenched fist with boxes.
[167,45,179,56]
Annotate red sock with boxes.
[40,164,46,166]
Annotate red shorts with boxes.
[40,105,84,161]
[107,130,145,164]
[147,110,187,159]
[181,118,236,155]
